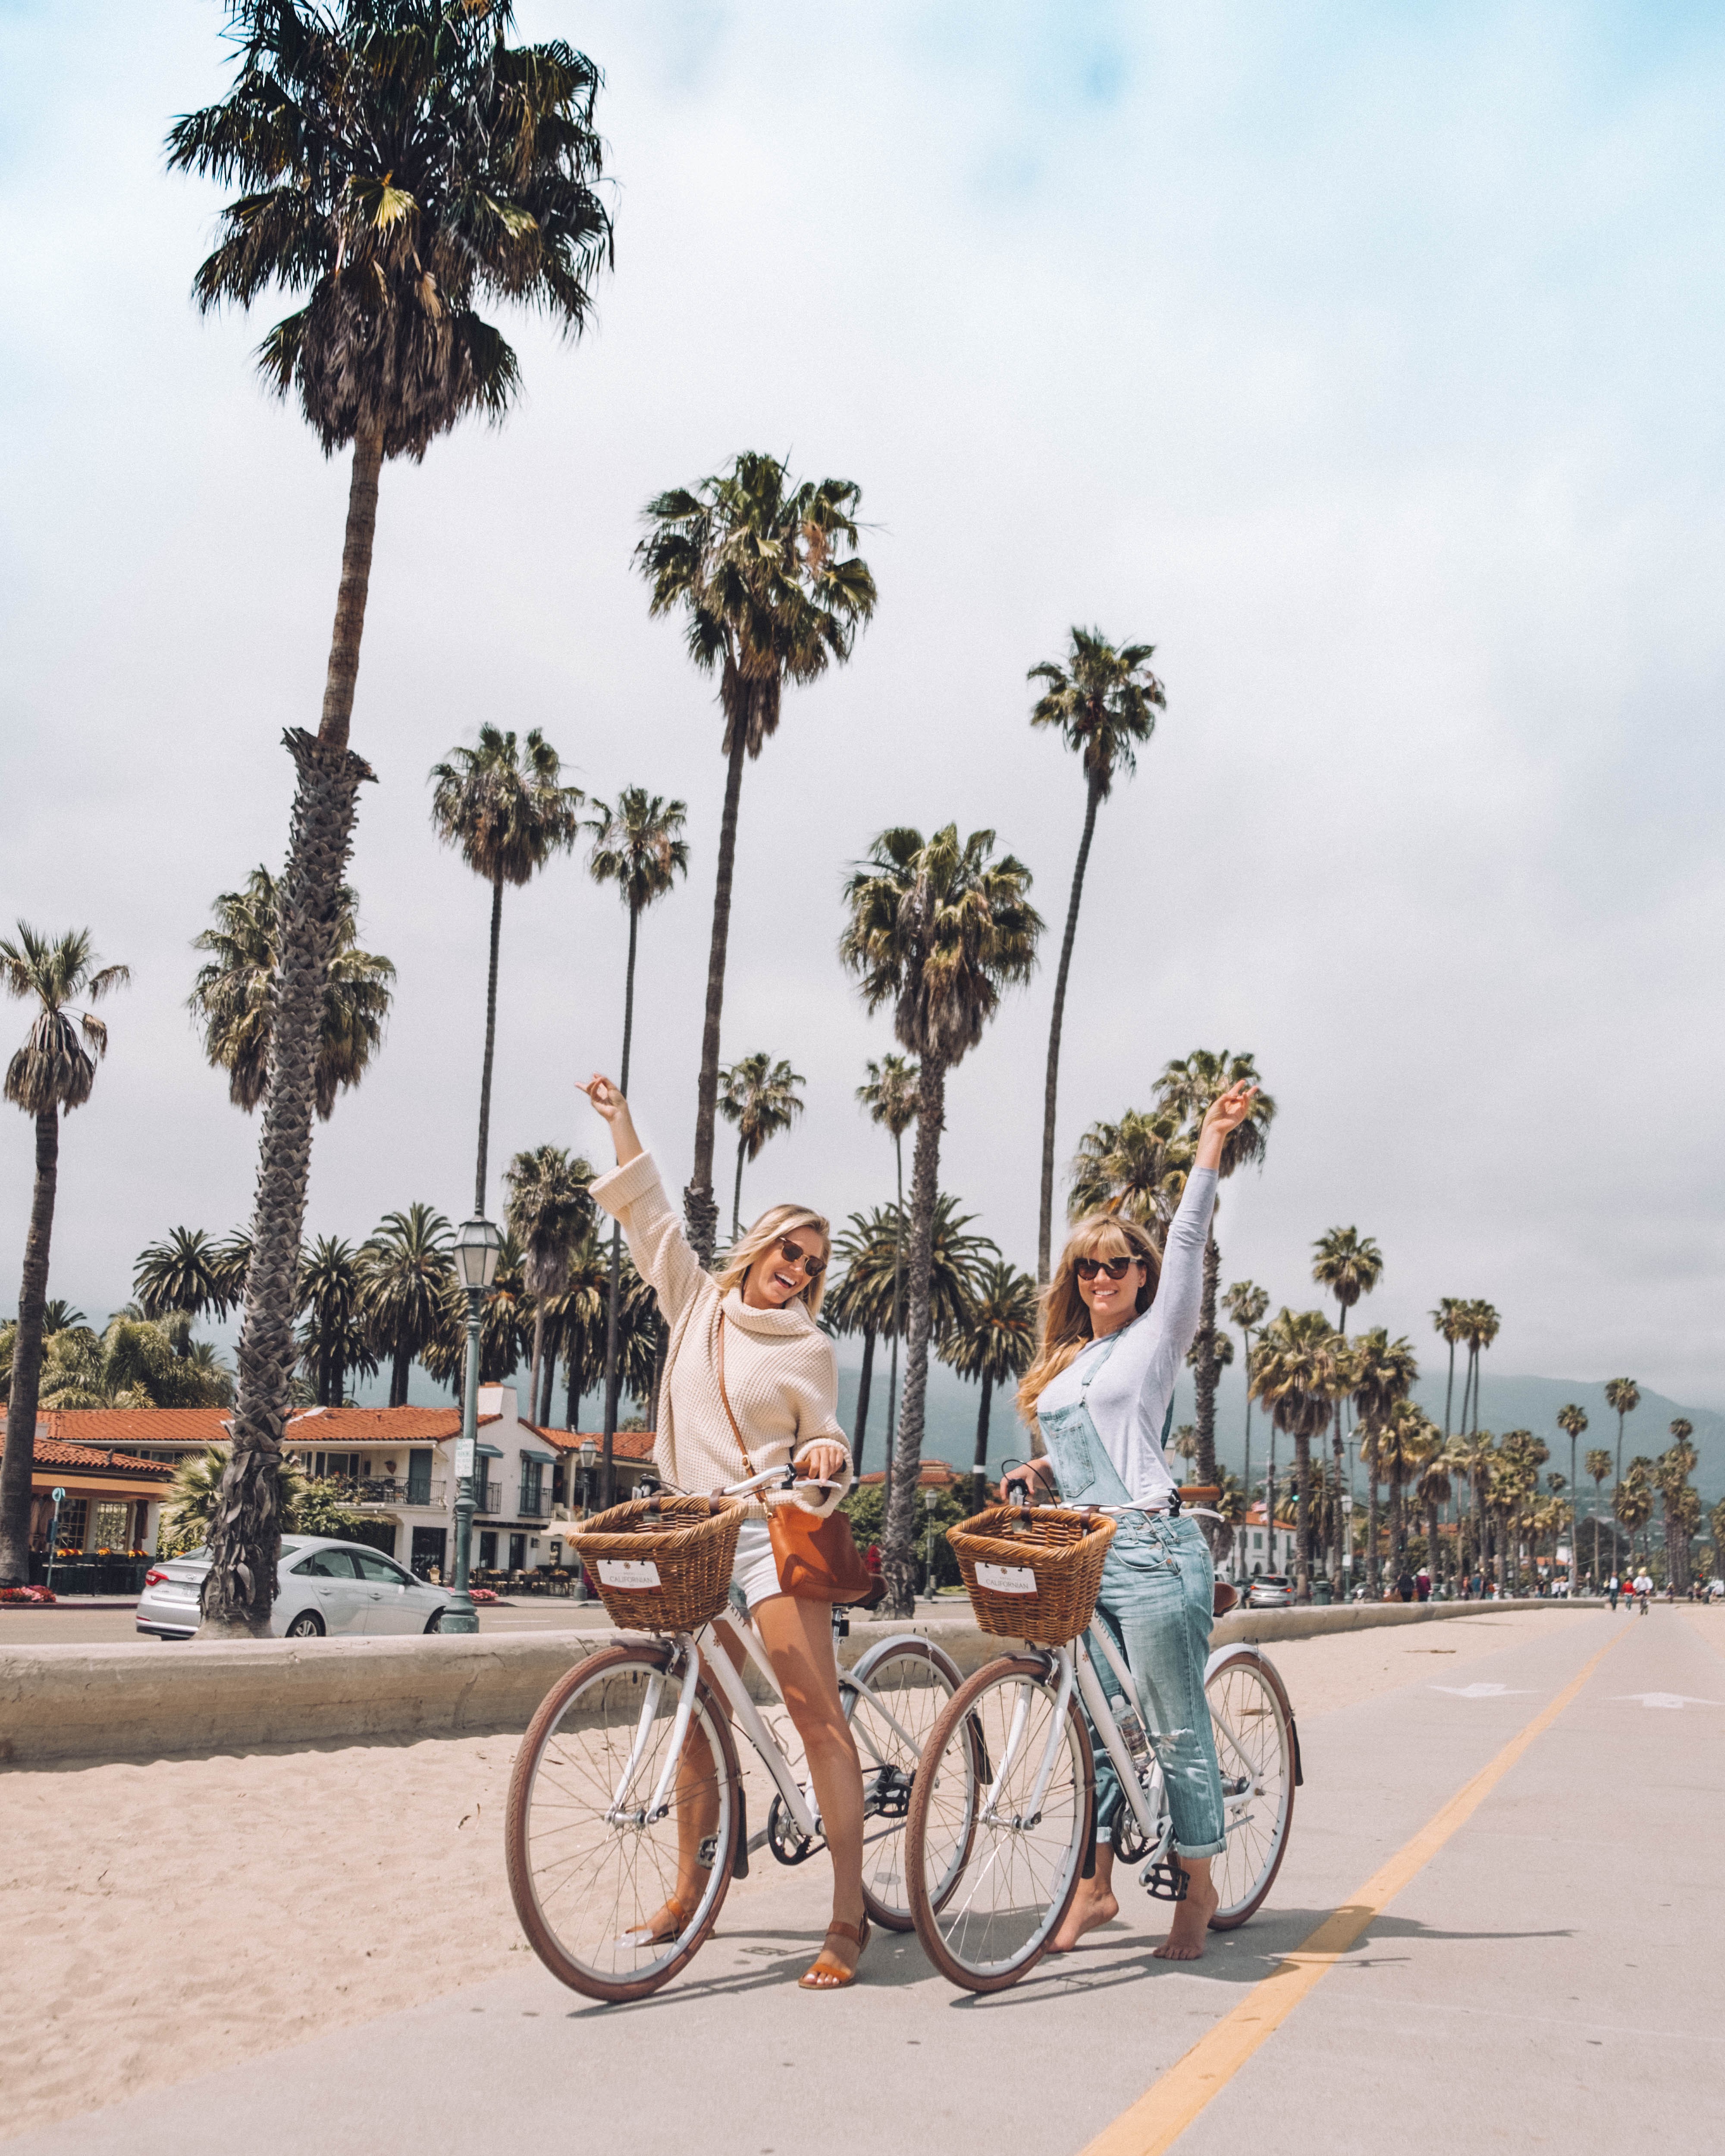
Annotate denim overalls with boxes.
[1039,1333,1226,1859]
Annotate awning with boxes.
[476,1443,504,1460]
[519,1448,556,1465]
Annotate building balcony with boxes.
[352,1477,446,1509]
[474,1480,503,1516]
[515,1492,550,1520]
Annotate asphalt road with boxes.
[6,1601,1718,2156]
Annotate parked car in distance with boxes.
[136,1538,455,1641]
[1246,1573,1292,1609]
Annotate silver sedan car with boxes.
[136,1537,454,1640]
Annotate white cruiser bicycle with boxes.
[506,1467,966,2002]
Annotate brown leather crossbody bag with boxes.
[716,1313,874,1604]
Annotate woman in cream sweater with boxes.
[582,1075,870,1991]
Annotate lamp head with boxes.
[455,1214,504,1291]
[579,1438,598,1470]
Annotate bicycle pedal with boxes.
[1141,1855,1189,1903]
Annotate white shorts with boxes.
[731,1518,783,1610]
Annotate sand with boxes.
[0,1607,1590,2140]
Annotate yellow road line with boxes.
[1079,1623,1629,2156]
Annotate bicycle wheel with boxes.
[906,1655,1093,1993]
[1204,1644,1296,1928]
[845,1637,967,1932]
[506,1644,741,2002]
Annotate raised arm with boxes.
[581,1076,708,1326]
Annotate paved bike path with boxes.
[8,1608,1716,2156]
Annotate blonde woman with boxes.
[580,1075,869,1991]
[1009,1079,1257,1961]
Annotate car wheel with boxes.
[423,1610,443,1635]
[285,1610,325,1639]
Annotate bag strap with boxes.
[715,1311,753,1478]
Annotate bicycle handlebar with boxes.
[716,1465,850,1518]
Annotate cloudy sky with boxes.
[3,1,1722,1408]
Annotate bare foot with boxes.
[1151,1872,1219,1960]
[1048,1880,1120,1952]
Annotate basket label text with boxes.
[975,1562,1037,1594]
[597,1558,662,1589]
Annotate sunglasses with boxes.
[775,1235,827,1280]
[1074,1254,1142,1282]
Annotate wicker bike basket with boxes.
[568,1495,744,1632]
[947,1504,1117,1645]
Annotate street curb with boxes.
[0,1598,1600,1770]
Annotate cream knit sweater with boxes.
[589,1152,851,1516]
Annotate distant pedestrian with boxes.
[1608,1574,1620,1611]
[1396,1569,1415,1604]
[1415,1567,1431,1603]
[1633,1570,1652,1613]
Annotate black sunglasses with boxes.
[1074,1254,1142,1282]
[775,1235,827,1280]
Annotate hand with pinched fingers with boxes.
[1195,1079,1259,1170]
[578,1075,643,1167]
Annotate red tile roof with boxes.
[0,1430,175,1477]
[2,1407,235,1450]
[539,1428,658,1462]
[283,1406,473,1442]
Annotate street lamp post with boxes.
[575,1438,598,1600]
[443,1215,503,1636]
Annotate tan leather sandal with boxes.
[799,1915,870,1990]
[619,1895,689,1949]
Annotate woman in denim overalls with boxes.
[1009,1079,1258,1960]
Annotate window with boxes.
[478,1532,498,1569]
[53,1498,88,1550]
[92,1501,131,1549]
[519,1459,544,1514]
[508,1533,527,1573]
[292,1550,359,1578]
[407,1451,432,1505]
[353,1551,411,1585]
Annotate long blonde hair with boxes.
[1016,1213,1163,1423]
[715,1203,832,1319]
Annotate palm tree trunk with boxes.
[205,728,372,1635]
[853,1328,876,1475]
[474,871,504,1216]
[1264,1427,1276,1574]
[731,1137,746,1243]
[1615,1412,1625,1489]
[1443,1339,1455,1440]
[0,1108,60,1585]
[685,728,749,1266]
[539,1343,557,1428]
[1366,1454,1380,1595]
[1038,770,1103,1285]
[1240,1326,1253,1536]
[1292,1427,1312,1603]
[972,1366,994,1513]
[1191,1228,1222,1489]
[598,899,642,1497]
[882,1054,946,1617]
[885,1135,904,1478]
[528,1307,546,1431]
[391,1341,411,1410]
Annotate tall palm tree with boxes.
[1249,1307,1346,1604]
[169,1,612,1637]
[504,1146,593,1431]
[939,1259,1037,1510]
[1656,1425,1699,1592]
[1026,627,1164,1283]
[543,1226,608,1429]
[358,1205,455,1407]
[1458,1299,1501,1434]
[1604,1376,1640,1489]
[1313,1227,1383,1589]
[297,1237,375,1406]
[1556,1403,1589,1583]
[1449,1431,1496,1583]
[637,452,877,1264]
[431,726,583,1216]
[1372,1401,1440,1580]
[134,1228,234,1322]
[1067,1106,1191,1232]
[586,787,689,1472]
[1430,1298,1468,1441]
[841,825,1041,1613]
[827,1208,903,1473]
[1349,1326,1419,1595]
[1614,1457,1654,1573]
[857,1054,919,1470]
[1152,1051,1275,1492]
[1584,1445,1613,1581]
[1222,1280,1270,1545]
[1416,1448,1460,1588]
[718,1054,806,1240]
[0,927,130,1586]
[189,868,395,1119]
[38,1312,234,1413]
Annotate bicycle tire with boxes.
[1204,1644,1296,1929]
[506,1642,742,2002]
[844,1636,966,1933]
[905,1655,1093,1994]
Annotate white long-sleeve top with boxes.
[1031,1167,1218,1505]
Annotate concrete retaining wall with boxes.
[0,1598,1596,1769]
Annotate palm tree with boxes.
[504,1146,593,1429]
[38,1312,234,1412]
[1430,1298,1468,1440]
[1067,1107,1191,1232]
[939,1259,1038,1507]
[586,788,690,1470]
[827,1209,903,1473]
[1249,1308,1346,1604]
[1349,1326,1418,1594]
[1656,1425,1699,1592]
[1416,1448,1460,1589]
[168,2,611,1637]
[1583,1446,1613,1582]
[296,1237,374,1406]
[1614,1459,1654,1573]
[358,1205,455,1407]
[1448,1431,1496,1583]
[1604,1377,1640,1489]
[189,868,395,1119]
[431,727,583,1218]
[1222,1280,1270,1547]
[0,927,130,1586]
[134,1228,235,1322]
[637,452,877,1264]
[718,1054,806,1240]
[543,1226,609,1428]
[1459,1300,1502,1434]
[841,824,1041,1614]
[857,1054,919,1470]
[1371,1402,1440,1580]
[1026,627,1165,1284]
[1152,1051,1275,1492]
[1556,1404,1589,1583]
[1312,1227,1383,1586]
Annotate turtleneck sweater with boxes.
[589,1152,850,1516]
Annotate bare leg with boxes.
[752,1594,868,1980]
[1152,1855,1218,1960]
[1049,1841,1120,1952]
[630,1626,745,1941]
